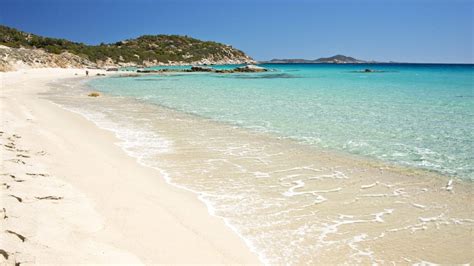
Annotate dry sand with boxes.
[0,68,260,265]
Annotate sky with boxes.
[0,0,472,63]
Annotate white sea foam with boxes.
[412,203,426,209]
[253,171,271,178]
[419,214,444,223]
[372,209,394,223]
[50,101,269,265]
[282,180,341,201]
[308,170,349,180]
[361,182,378,189]
[444,178,454,191]
[45,76,473,265]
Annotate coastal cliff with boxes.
[0,25,254,71]
[0,45,96,71]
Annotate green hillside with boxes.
[0,25,252,64]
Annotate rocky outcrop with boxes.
[136,65,268,74]
[190,66,214,72]
[350,69,385,73]
[234,65,267,72]
[0,45,95,71]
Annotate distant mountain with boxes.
[0,25,254,71]
[263,55,375,64]
[314,55,367,63]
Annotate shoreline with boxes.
[48,80,266,264]
[86,67,474,182]
[81,74,469,183]
[0,68,261,264]
[44,71,473,264]
[2,68,472,264]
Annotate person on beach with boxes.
[86,70,89,76]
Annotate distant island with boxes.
[0,25,254,71]
[261,55,378,64]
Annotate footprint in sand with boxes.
[6,159,26,165]
[5,230,27,242]
[4,144,15,150]
[0,249,9,260]
[8,195,22,202]
[1,208,7,219]
[26,173,48,177]
[1,174,22,182]
[35,196,63,201]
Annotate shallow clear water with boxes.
[46,68,474,264]
[90,64,474,180]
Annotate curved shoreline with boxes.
[42,70,474,264]
[0,68,261,264]
[89,69,474,181]
[85,74,470,183]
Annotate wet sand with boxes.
[0,68,260,265]
[43,72,474,264]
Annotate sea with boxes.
[45,63,474,264]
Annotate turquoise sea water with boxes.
[90,64,474,180]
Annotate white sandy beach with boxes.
[0,68,260,265]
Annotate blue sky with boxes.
[1,0,472,63]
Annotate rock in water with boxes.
[234,65,267,72]
[190,66,214,72]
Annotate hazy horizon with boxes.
[1,0,472,63]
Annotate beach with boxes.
[0,68,260,265]
[1,67,472,265]
[2,0,473,263]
